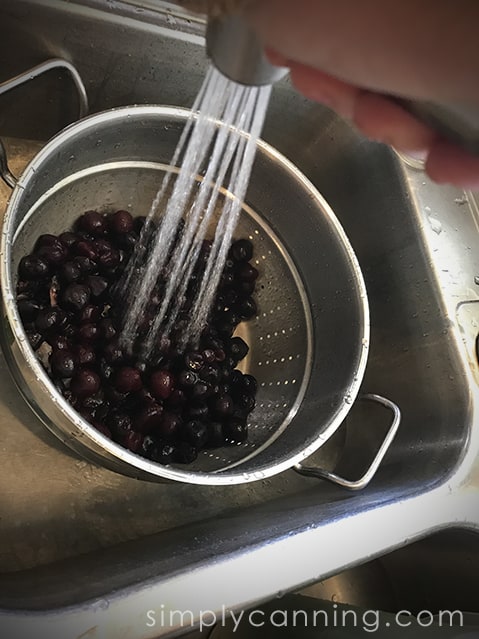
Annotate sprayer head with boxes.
[206,13,288,86]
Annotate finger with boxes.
[269,54,479,189]
[287,60,359,119]
[426,140,479,189]
[286,59,437,154]
[353,93,438,154]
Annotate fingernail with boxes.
[265,47,290,68]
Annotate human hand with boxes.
[244,0,479,189]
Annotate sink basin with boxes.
[1,1,479,637]
[184,530,479,637]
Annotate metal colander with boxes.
[1,105,371,485]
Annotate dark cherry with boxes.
[228,336,249,362]
[59,232,78,248]
[229,371,244,396]
[140,434,157,457]
[73,256,97,274]
[107,411,133,442]
[63,322,78,340]
[183,419,208,447]
[70,369,101,398]
[60,261,82,283]
[77,210,107,236]
[202,348,216,364]
[115,231,138,251]
[99,318,117,340]
[206,422,226,448]
[124,430,144,454]
[18,255,50,280]
[150,441,175,464]
[135,402,163,433]
[50,349,77,378]
[191,381,212,400]
[150,370,175,400]
[217,322,235,339]
[98,357,114,380]
[103,340,125,365]
[178,370,197,388]
[199,364,220,383]
[35,235,68,264]
[222,310,241,328]
[76,344,96,366]
[172,442,198,464]
[34,234,62,250]
[214,394,234,416]
[94,422,112,439]
[238,393,256,412]
[223,419,248,444]
[238,280,255,296]
[78,304,101,324]
[81,395,104,413]
[158,412,182,439]
[93,238,112,254]
[114,366,142,393]
[110,210,134,234]
[78,323,100,343]
[26,330,43,350]
[35,308,66,333]
[75,240,98,261]
[236,297,257,320]
[216,382,231,396]
[230,239,253,262]
[185,351,204,372]
[214,348,226,362]
[242,374,258,395]
[62,283,91,312]
[17,298,41,322]
[95,240,120,270]
[85,275,108,300]
[167,389,186,409]
[223,288,239,307]
[220,271,235,288]
[237,263,259,282]
[187,402,209,420]
[104,384,127,405]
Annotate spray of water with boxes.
[119,66,271,355]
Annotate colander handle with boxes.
[293,394,401,490]
[0,58,89,188]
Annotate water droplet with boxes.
[428,216,442,234]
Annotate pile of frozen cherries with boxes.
[15,209,259,464]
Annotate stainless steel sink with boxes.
[1,1,479,637]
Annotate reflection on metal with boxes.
[0,58,88,118]
[294,394,401,490]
